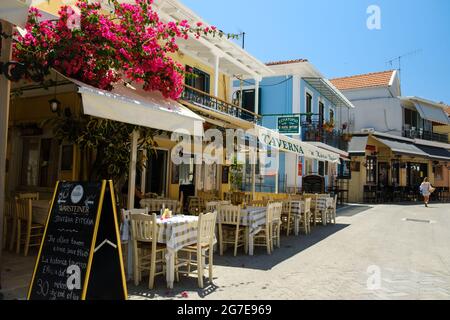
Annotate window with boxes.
[391,160,400,185]
[338,160,351,179]
[20,137,59,187]
[185,65,210,94]
[241,89,257,113]
[319,101,325,126]
[318,161,325,176]
[329,109,335,124]
[434,165,443,181]
[404,108,418,129]
[306,93,312,124]
[366,156,377,184]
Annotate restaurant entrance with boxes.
[378,162,389,188]
[407,162,428,188]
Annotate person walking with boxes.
[420,177,435,207]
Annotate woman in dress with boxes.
[420,177,434,207]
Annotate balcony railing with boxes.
[300,114,349,151]
[402,127,449,144]
[180,85,261,124]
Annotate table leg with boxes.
[166,250,175,289]
[248,229,254,256]
[127,240,133,281]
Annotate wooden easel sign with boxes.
[27,180,128,300]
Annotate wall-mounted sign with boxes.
[277,116,300,135]
[28,180,127,300]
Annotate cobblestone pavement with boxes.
[129,203,450,300]
[2,203,450,300]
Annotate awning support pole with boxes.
[127,130,139,209]
[140,149,147,194]
[0,20,13,295]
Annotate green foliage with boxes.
[230,156,244,191]
[46,113,160,183]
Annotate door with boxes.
[145,149,168,197]
[378,162,389,187]
[407,163,428,189]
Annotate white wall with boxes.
[347,97,404,136]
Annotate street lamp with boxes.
[48,97,61,114]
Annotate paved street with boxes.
[129,203,450,300]
[2,203,450,300]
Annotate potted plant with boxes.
[323,120,335,133]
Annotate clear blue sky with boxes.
[182,0,450,104]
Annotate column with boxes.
[140,149,147,194]
[254,79,260,116]
[213,54,220,97]
[0,20,13,294]
[127,130,139,209]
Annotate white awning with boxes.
[0,0,30,27]
[413,101,450,125]
[255,125,340,163]
[64,76,205,136]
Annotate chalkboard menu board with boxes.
[28,180,127,300]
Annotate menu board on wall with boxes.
[27,180,127,300]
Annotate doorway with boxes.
[407,162,428,188]
[378,162,389,187]
[145,149,168,197]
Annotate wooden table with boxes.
[239,207,267,256]
[32,200,51,225]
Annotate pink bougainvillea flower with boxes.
[14,0,222,100]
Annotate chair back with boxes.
[303,198,311,214]
[188,197,206,215]
[15,198,32,222]
[16,192,39,200]
[217,205,241,225]
[141,199,181,214]
[205,201,231,213]
[130,213,158,242]
[4,200,14,219]
[316,195,328,211]
[270,202,283,222]
[282,200,292,216]
[121,208,149,222]
[197,211,217,245]
[249,200,266,207]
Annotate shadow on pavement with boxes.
[337,205,373,217]
[212,223,350,271]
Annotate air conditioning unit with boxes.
[361,128,375,134]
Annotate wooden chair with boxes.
[205,201,231,213]
[188,197,206,216]
[16,192,39,200]
[141,199,181,214]
[301,198,312,235]
[281,200,294,236]
[326,195,338,225]
[130,213,166,289]
[253,203,274,255]
[304,194,319,227]
[271,202,283,250]
[15,198,45,256]
[315,195,329,226]
[217,205,246,256]
[249,200,267,207]
[3,200,15,250]
[178,211,217,288]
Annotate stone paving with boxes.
[2,203,450,300]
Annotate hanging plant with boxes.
[13,0,229,99]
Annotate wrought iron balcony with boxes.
[180,85,261,124]
[300,114,349,151]
[402,127,449,144]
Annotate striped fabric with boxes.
[240,207,267,236]
[156,215,201,252]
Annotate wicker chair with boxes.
[15,198,44,256]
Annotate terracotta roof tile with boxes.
[445,107,450,115]
[330,70,395,90]
[266,59,308,66]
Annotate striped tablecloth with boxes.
[156,215,200,252]
[240,207,267,236]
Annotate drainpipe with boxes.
[0,21,13,298]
